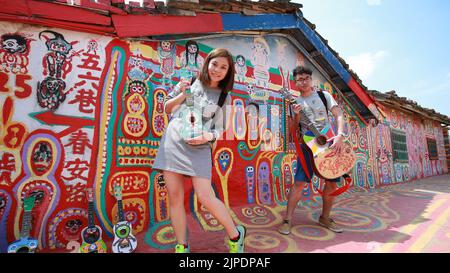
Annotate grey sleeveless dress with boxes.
[152,80,230,179]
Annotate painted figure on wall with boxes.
[251,37,270,89]
[247,103,259,143]
[257,161,272,205]
[0,33,32,74]
[39,30,78,79]
[376,126,392,184]
[1,34,27,54]
[235,54,247,83]
[245,166,255,204]
[179,40,204,75]
[37,30,79,110]
[232,98,247,140]
[152,89,168,138]
[12,131,63,250]
[157,41,176,87]
[128,51,154,83]
[86,39,98,55]
[36,77,67,110]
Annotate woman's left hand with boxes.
[185,132,214,146]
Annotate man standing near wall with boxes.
[278,66,347,235]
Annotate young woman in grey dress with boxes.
[152,48,246,253]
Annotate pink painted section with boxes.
[388,197,450,252]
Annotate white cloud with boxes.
[367,0,382,6]
[347,51,388,81]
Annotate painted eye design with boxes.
[157,176,166,187]
[30,190,45,202]
[0,197,6,209]
[66,219,82,228]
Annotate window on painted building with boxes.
[391,128,408,163]
[426,138,438,160]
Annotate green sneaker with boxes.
[229,225,246,253]
[175,244,190,253]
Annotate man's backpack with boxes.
[317,90,329,113]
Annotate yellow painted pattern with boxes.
[408,204,450,253]
[214,147,234,208]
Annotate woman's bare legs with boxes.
[192,177,239,239]
[163,170,188,244]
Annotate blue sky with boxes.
[293,0,450,117]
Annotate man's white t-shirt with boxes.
[292,88,338,134]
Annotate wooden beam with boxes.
[309,50,321,58]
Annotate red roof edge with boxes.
[0,14,115,36]
[111,13,224,38]
[0,0,112,26]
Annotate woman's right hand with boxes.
[178,78,192,95]
[292,104,302,114]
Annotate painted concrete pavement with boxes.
[48,174,450,253]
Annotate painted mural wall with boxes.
[386,109,447,181]
[0,21,447,252]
